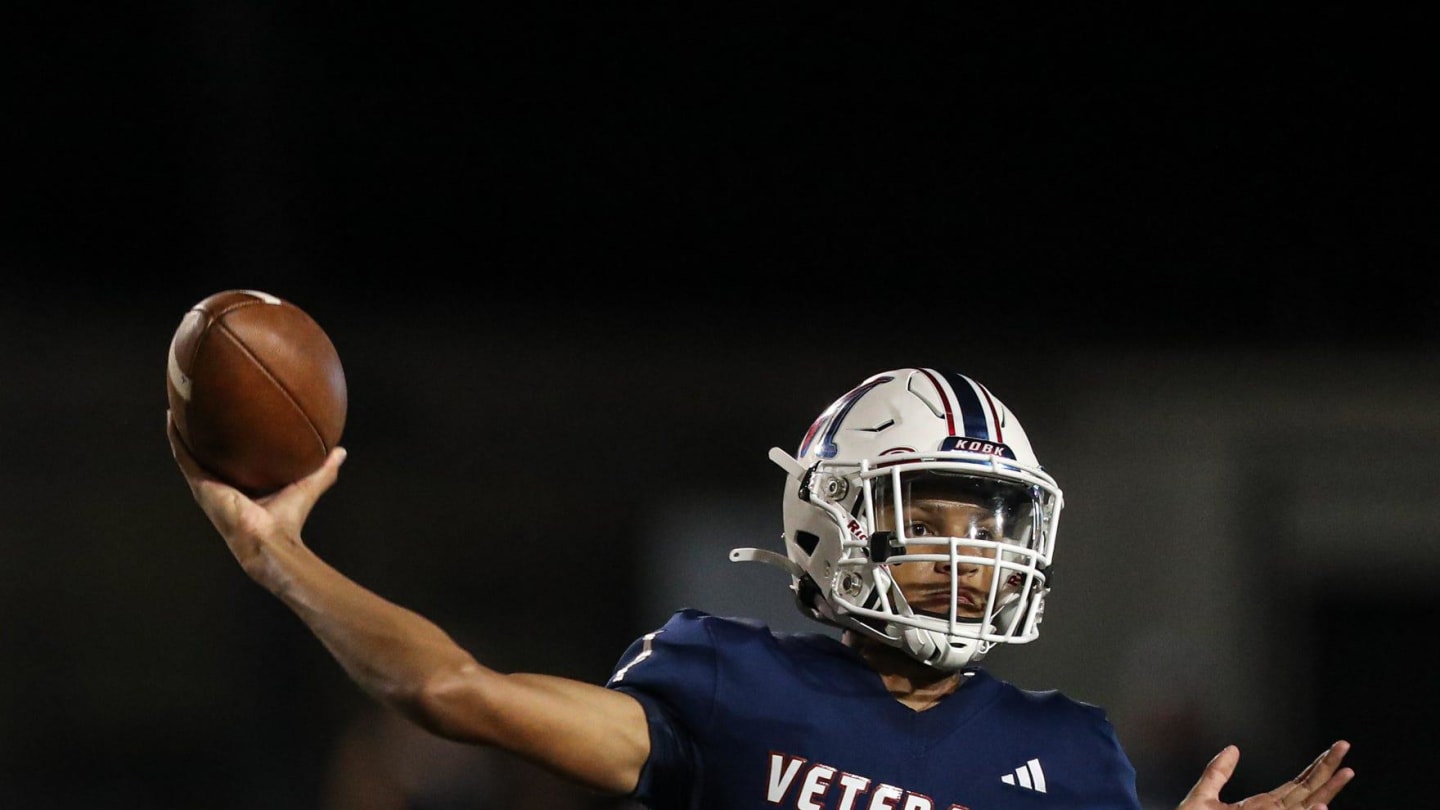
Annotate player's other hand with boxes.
[1177,740,1353,810]
[167,409,347,588]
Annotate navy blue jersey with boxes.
[606,609,1140,810]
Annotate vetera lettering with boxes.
[766,753,969,810]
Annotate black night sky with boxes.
[4,5,1433,345]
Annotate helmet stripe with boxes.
[973,380,1005,444]
[937,370,993,441]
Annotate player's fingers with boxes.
[167,411,231,497]
[1183,745,1239,802]
[1292,746,1331,785]
[1270,747,1329,803]
[1299,766,1354,808]
[168,411,265,537]
[167,411,216,490]
[166,410,193,470]
[1276,741,1351,806]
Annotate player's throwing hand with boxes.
[168,409,346,587]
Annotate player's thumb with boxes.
[271,446,347,524]
[1181,745,1239,804]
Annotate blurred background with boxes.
[1,4,1434,808]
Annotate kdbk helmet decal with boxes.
[733,368,1064,672]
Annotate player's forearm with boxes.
[254,536,652,794]
[257,536,479,717]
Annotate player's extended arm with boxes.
[1176,740,1354,810]
[166,413,650,796]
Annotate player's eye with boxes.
[906,521,933,537]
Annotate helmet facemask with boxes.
[835,464,1056,670]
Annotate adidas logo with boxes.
[1000,758,1047,793]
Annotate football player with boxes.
[168,367,1353,809]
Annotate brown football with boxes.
[166,289,347,495]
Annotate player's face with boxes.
[872,483,1008,621]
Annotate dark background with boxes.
[1,3,1433,808]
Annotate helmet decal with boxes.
[938,435,1017,459]
[798,374,894,460]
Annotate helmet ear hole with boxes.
[794,531,820,556]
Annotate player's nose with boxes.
[933,559,979,576]
[933,553,980,577]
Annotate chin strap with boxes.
[899,626,983,671]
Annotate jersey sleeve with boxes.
[1075,703,1142,809]
[1008,683,1142,809]
[604,609,720,808]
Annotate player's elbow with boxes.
[409,663,508,745]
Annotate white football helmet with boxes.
[731,368,1064,671]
